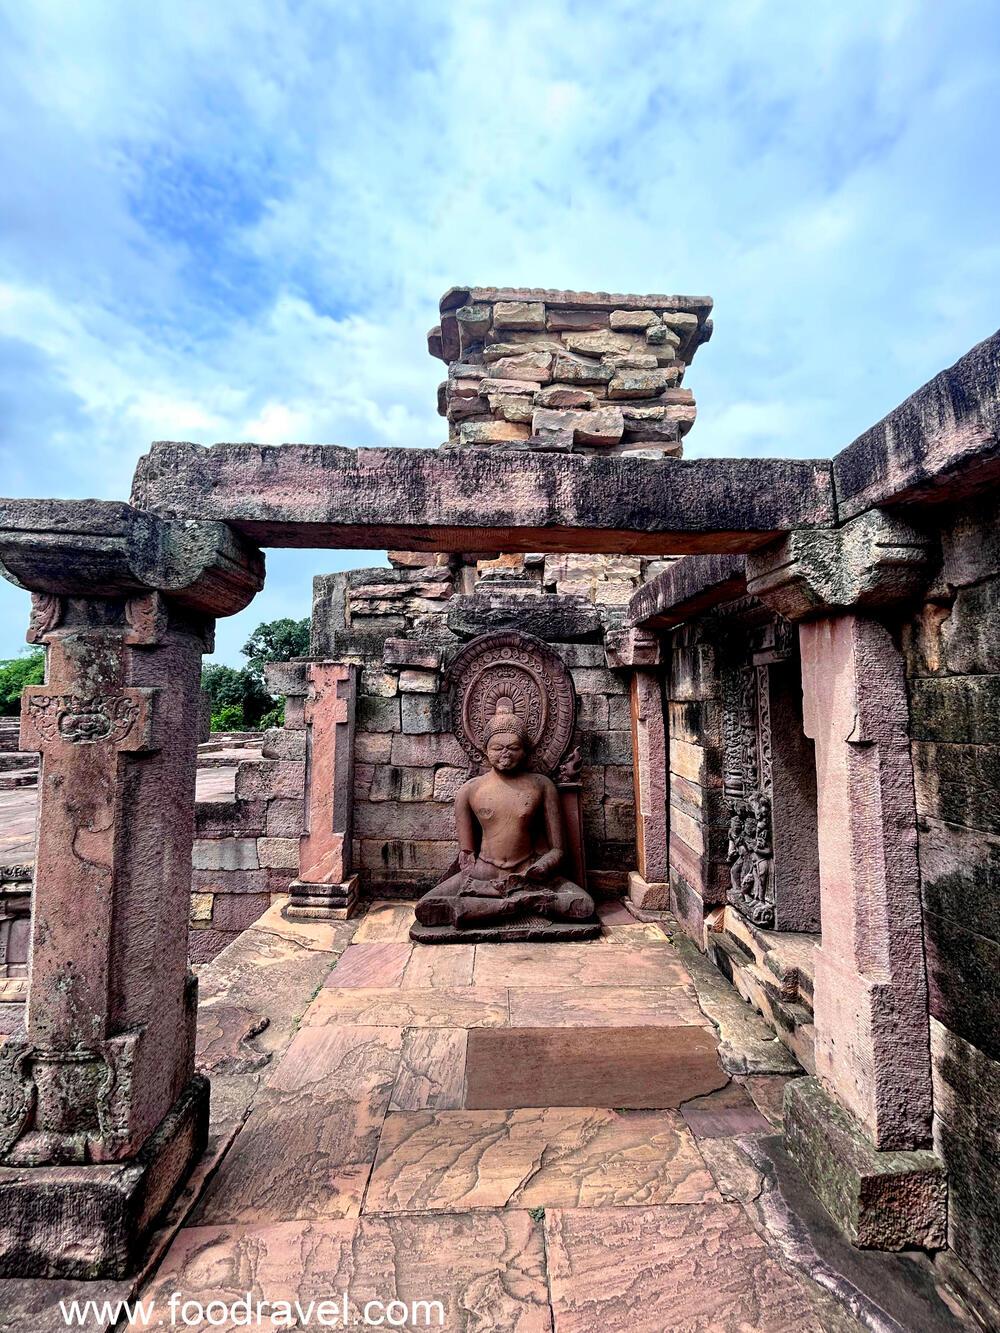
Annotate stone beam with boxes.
[833,328,1000,521]
[627,553,747,628]
[129,443,836,555]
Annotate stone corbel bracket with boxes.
[745,509,935,622]
[0,498,264,617]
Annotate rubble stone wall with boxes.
[904,491,1000,1292]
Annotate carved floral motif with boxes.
[26,692,141,746]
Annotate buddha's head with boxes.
[482,698,531,773]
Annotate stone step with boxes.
[708,933,815,1074]
[0,752,38,773]
[721,906,816,1006]
[0,768,37,791]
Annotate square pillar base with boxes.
[0,1073,209,1280]
[285,875,360,920]
[625,870,671,921]
[783,1077,946,1251]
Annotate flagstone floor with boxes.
[130,899,882,1333]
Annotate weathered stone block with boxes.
[191,838,259,872]
[582,730,632,765]
[355,732,392,764]
[358,696,401,732]
[913,742,1000,834]
[433,766,467,802]
[484,354,552,384]
[572,667,627,695]
[545,307,609,331]
[610,309,659,330]
[399,668,438,693]
[192,867,268,894]
[260,727,306,761]
[360,668,399,698]
[195,799,265,838]
[550,356,614,385]
[369,765,435,802]
[355,801,455,840]
[390,732,468,767]
[608,369,670,399]
[628,870,670,912]
[383,638,443,670]
[401,692,448,734]
[563,329,635,357]
[534,385,597,409]
[910,676,1000,744]
[190,892,213,923]
[234,760,304,800]
[931,1018,1000,1292]
[925,910,1000,1060]
[493,300,546,330]
[458,418,532,446]
[257,837,300,870]
[783,1077,946,1250]
[920,817,1000,942]
[210,892,270,931]
[266,798,305,837]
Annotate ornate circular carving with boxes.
[446,631,577,774]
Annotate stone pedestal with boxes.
[287,662,360,920]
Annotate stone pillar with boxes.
[0,501,263,1278]
[798,613,931,1145]
[287,661,360,920]
[747,511,946,1250]
[627,670,670,914]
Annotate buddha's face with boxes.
[486,731,527,773]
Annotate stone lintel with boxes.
[745,510,933,621]
[0,499,263,617]
[834,328,1000,521]
[628,554,747,628]
[783,1077,946,1252]
[130,444,837,556]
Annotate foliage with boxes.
[242,617,310,677]
[202,616,307,732]
[0,649,45,715]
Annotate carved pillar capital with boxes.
[745,509,934,622]
[0,498,264,618]
[604,627,662,668]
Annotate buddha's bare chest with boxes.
[471,783,541,829]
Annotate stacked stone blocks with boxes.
[429,286,711,457]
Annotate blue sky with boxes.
[1,0,998,664]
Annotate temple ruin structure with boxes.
[0,286,998,1311]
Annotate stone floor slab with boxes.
[465,1026,727,1109]
[402,943,475,987]
[304,986,509,1028]
[193,1025,401,1224]
[679,1081,774,1138]
[473,941,689,988]
[133,1212,552,1332]
[544,1203,863,1332]
[390,1029,468,1111]
[353,901,417,943]
[365,1107,718,1213]
[507,985,706,1028]
[324,941,413,987]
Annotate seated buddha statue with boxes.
[414,697,595,929]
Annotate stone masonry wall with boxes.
[904,491,1000,1293]
[313,562,638,899]
[428,286,711,457]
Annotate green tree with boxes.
[201,616,309,731]
[0,649,45,715]
[242,617,310,677]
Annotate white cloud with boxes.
[1,0,998,658]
